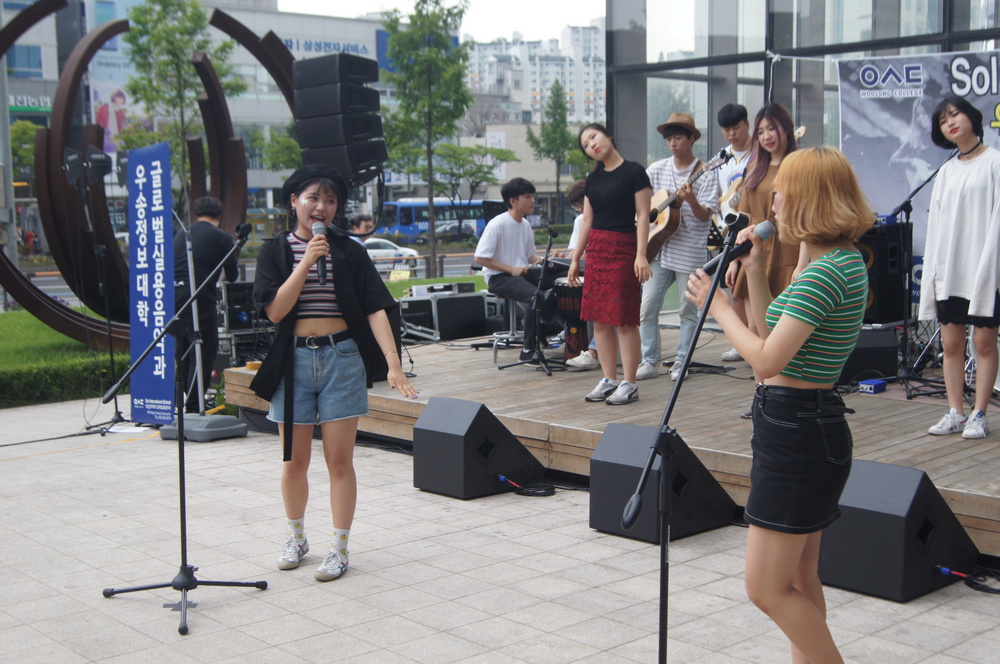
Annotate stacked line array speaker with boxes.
[412,397,544,500]
[819,460,979,602]
[855,223,911,325]
[589,424,738,544]
[292,53,386,184]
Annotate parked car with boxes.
[364,238,419,268]
[415,220,478,245]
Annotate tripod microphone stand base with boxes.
[160,414,248,442]
[103,564,267,635]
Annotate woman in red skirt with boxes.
[568,124,652,405]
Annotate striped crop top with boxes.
[765,248,869,383]
[289,232,342,319]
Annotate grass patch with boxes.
[0,310,130,408]
[383,275,486,300]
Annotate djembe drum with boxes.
[553,277,588,359]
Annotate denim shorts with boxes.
[267,336,369,425]
[745,384,854,534]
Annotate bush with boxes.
[0,354,131,408]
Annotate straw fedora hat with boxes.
[656,112,701,142]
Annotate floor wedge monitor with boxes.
[590,423,738,544]
[413,397,544,500]
[819,460,979,602]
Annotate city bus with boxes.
[377,198,498,244]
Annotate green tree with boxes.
[566,149,593,183]
[434,144,519,243]
[382,106,424,192]
[383,0,473,276]
[526,79,576,224]
[121,0,246,218]
[249,124,302,172]
[10,120,38,177]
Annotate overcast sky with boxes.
[277,0,606,43]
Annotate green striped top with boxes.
[765,248,869,383]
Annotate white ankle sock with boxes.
[288,517,305,543]
[332,528,350,555]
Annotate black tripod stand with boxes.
[102,223,266,635]
[85,242,127,433]
[891,153,953,398]
[499,224,566,375]
[621,214,745,663]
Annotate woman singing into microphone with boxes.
[251,164,417,581]
[687,146,872,663]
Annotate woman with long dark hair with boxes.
[726,103,805,417]
[919,95,1000,439]
[568,123,652,405]
[251,164,417,581]
[688,146,873,663]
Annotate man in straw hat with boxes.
[636,112,719,381]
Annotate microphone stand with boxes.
[891,154,953,399]
[101,224,265,635]
[620,220,741,664]
[498,223,566,375]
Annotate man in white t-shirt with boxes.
[475,178,545,361]
[715,104,753,362]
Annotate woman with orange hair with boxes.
[687,146,873,663]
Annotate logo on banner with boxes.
[858,64,924,98]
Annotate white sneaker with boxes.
[670,366,688,381]
[585,378,620,402]
[962,410,988,439]
[928,409,967,436]
[721,347,742,362]
[277,535,309,570]
[605,380,639,405]
[567,350,600,370]
[314,549,349,581]
[635,361,659,380]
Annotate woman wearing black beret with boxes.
[251,164,417,581]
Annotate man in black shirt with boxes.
[173,197,239,412]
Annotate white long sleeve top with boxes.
[918,147,1000,320]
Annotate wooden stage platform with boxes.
[226,323,1000,555]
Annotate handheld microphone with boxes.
[311,221,327,285]
[700,220,775,276]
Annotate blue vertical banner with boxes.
[128,142,175,424]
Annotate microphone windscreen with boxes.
[311,221,327,237]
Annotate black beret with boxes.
[280,164,349,208]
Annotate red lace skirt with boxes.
[581,228,640,327]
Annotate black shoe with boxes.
[519,348,535,362]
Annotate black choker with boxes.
[959,140,983,157]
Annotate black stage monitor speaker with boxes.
[819,460,979,602]
[855,223,911,325]
[590,424,738,544]
[413,397,544,500]
[292,52,379,88]
[837,327,898,385]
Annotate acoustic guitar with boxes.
[645,154,728,262]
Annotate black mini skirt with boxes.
[745,384,854,534]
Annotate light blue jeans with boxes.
[639,260,698,367]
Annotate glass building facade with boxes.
[606,0,1000,164]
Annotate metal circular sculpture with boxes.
[0,3,295,352]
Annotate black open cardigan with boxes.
[249,229,397,460]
